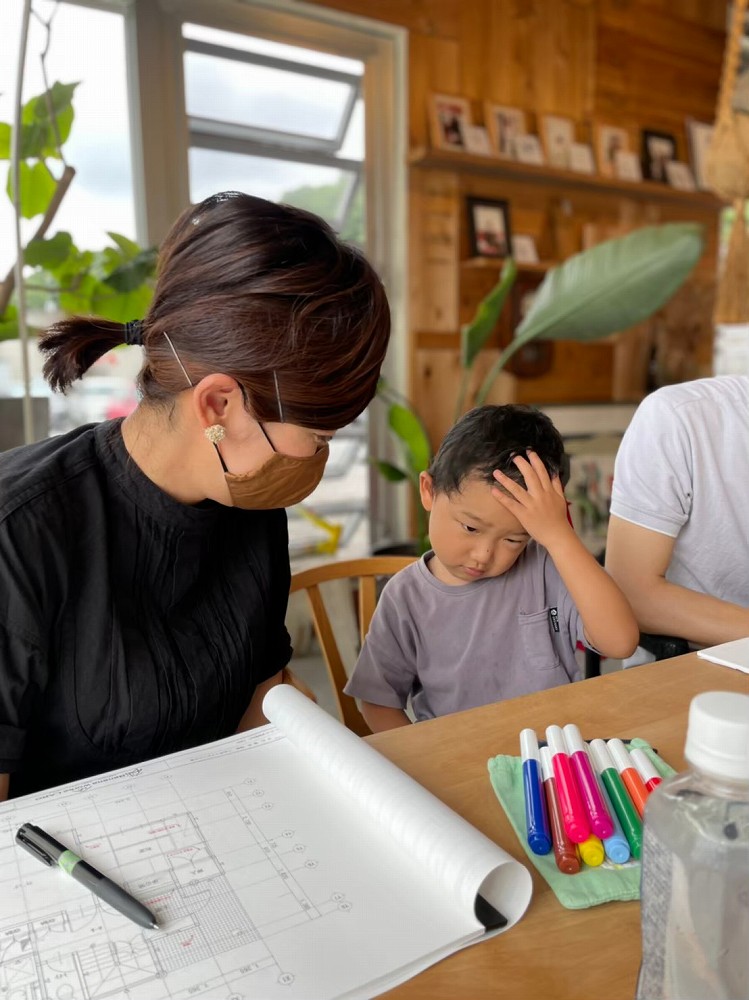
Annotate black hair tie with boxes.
[123,319,143,346]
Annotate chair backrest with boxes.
[290,557,416,735]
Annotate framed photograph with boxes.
[665,160,696,191]
[514,134,545,166]
[428,93,472,151]
[614,149,643,182]
[484,103,527,158]
[462,124,493,156]
[511,234,539,265]
[466,196,512,259]
[595,124,629,178]
[641,129,677,183]
[504,272,554,378]
[686,119,714,190]
[569,142,596,174]
[540,114,575,169]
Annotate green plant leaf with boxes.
[516,223,703,344]
[475,222,704,405]
[104,248,158,293]
[6,160,57,218]
[388,403,432,476]
[0,122,9,159]
[91,282,153,324]
[24,231,73,269]
[460,256,517,369]
[374,460,408,482]
[0,305,18,342]
[107,232,142,259]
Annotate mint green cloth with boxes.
[487,739,676,910]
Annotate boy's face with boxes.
[419,472,530,586]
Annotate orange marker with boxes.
[607,739,649,818]
[629,748,663,794]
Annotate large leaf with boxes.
[388,403,432,477]
[91,282,154,324]
[460,256,517,369]
[373,460,408,483]
[6,160,57,218]
[0,305,19,342]
[25,231,73,269]
[476,222,704,404]
[104,248,158,293]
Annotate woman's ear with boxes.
[419,471,435,512]
[191,374,244,431]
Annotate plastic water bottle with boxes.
[636,690,749,1000]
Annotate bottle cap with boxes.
[684,691,749,782]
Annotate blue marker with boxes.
[584,743,631,864]
[520,728,552,855]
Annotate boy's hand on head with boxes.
[491,451,573,550]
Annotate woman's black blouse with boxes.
[0,420,292,797]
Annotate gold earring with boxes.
[204,424,225,444]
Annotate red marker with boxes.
[607,739,649,818]
[545,725,590,843]
[539,747,580,874]
[629,748,663,794]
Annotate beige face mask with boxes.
[220,442,329,510]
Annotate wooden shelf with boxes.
[409,146,724,209]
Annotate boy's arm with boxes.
[606,515,749,645]
[361,702,412,733]
[494,453,639,659]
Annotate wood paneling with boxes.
[310,0,727,451]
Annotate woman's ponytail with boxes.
[38,318,128,392]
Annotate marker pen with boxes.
[584,744,630,864]
[539,746,580,874]
[520,729,552,855]
[589,739,642,858]
[577,833,604,867]
[629,747,663,793]
[607,738,649,818]
[545,725,590,843]
[562,723,614,840]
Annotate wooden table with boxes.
[365,653,749,1000]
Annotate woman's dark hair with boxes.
[427,405,567,495]
[39,192,391,430]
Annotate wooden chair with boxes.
[290,557,416,736]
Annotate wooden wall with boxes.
[311,0,727,447]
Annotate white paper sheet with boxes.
[0,686,531,1000]
[697,637,749,675]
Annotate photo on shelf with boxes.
[569,142,596,174]
[614,149,643,182]
[540,114,575,168]
[686,118,714,190]
[462,124,493,156]
[641,128,677,183]
[514,134,545,165]
[466,196,512,259]
[484,103,527,158]
[511,234,540,265]
[595,124,629,178]
[428,93,472,151]
[665,160,696,191]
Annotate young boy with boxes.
[345,405,638,733]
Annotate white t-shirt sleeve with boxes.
[610,391,694,538]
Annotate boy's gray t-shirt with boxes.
[344,542,585,721]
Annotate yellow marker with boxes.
[577,834,605,867]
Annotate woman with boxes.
[0,192,390,799]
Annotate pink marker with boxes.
[629,748,663,793]
[563,723,614,840]
[545,725,590,843]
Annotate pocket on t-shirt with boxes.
[518,609,562,671]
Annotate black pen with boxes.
[15,823,159,930]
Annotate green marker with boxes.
[589,739,643,859]
[15,823,159,930]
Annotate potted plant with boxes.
[375,222,705,554]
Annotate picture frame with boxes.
[511,234,539,265]
[686,119,714,190]
[466,196,512,259]
[428,93,472,152]
[540,114,575,169]
[665,160,696,191]
[484,103,527,158]
[595,124,629,178]
[614,149,643,182]
[568,142,596,174]
[462,124,493,156]
[504,271,554,378]
[514,134,545,166]
[641,128,677,183]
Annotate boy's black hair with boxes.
[427,404,567,496]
